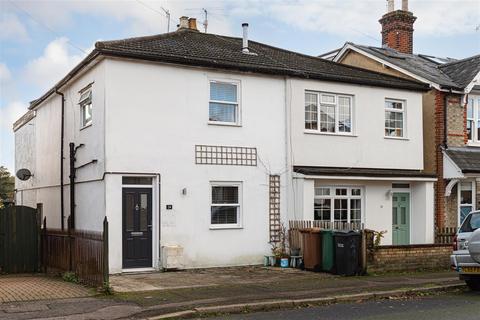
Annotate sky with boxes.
[1,0,479,174]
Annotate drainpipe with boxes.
[55,89,65,230]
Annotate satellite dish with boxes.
[16,168,32,181]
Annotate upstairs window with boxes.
[209,81,239,124]
[385,99,405,137]
[305,91,353,134]
[467,97,480,143]
[79,87,92,128]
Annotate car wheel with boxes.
[465,279,480,291]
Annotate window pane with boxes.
[336,188,347,196]
[350,199,361,222]
[351,189,361,196]
[338,97,351,133]
[385,111,403,137]
[314,199,331,221]
[211,206,238,224]
[212,186,238,204]
[209,102,236,122]
[460,182,473,205]
[320,104,335,132]
[140,193,148,231]
[122,177,153,185]
[468,98,474,118]
[467,120,473,140]
[321,94,335,104]
[210,82,237,102]
[334,199,348,222]
[305,93,318,130]
[315,187,330,196]
[125,193,134,232]
[385,100,403,110]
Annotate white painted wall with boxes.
[288,79,424,170]
[14,59,106,230]
[411,181,435,244]
[104,59,287,272]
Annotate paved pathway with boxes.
[0,275,92,303]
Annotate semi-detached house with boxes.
[323,0,480,230]
[14,17,433,273]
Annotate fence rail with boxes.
[435,227,457,245]
[42,217,108,287]
[288,220,364,256]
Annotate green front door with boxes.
[392,193,410,245]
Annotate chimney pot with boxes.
[402,0,409,11]
[242,23,249,53]
[188,18,198,31]
[178,16,189,30]
[387,0,394,12]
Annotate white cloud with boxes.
[23,37,84,92]
[0,13,29,41]
[230,0,479,37]
[0,101,27,131]
[0,63,11,83]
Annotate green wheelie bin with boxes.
[321,230,335,272]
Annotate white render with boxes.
[15,54,435,273]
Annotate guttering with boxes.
[55,89,65,230]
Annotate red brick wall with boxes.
[368,244,452,273]
[434,90,446,228]
[379,10,417,54]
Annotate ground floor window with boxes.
[314,186,362,224]
[459,181,475,225]
[210,182,242,228]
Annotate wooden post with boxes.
[102,217,109,285]
[361,230,367,275]
[42,216,47,273]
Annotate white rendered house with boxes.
[14,19,434,273]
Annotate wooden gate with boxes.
[0,206,40,273]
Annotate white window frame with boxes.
[304,91,354,135]
[467,96,480,145]
[384,98,406,138]
[79,87,92,129]
[314,186,363,224]
[458,180,476,226]
[210,181,243,229]
[208,80,241,126]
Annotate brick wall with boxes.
[379,10,416,54]
[434,90,446,228]
[367,244,452,273]
[445,184,458,227]
[446,95,465,147]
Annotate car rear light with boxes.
[453,235,458,251]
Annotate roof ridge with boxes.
[439,54,480,67]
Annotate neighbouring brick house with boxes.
[321,0,480,229]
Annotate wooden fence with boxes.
[288,220,364,256]
[435,227,457,244]
[42,217,109,287]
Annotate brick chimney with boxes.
[379,0,416,54]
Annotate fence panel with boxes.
[0,206,40,273]
[42,217,108,287]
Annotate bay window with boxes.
[305,91,353,134]
[314,187,362,224]
[459,181,475,225]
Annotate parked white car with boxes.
[451,211,480,291]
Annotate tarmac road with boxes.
[204,290,480,320]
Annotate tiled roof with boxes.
[445,147,480,173]
[95,29,428,91]
[293,166,436,178]
[439,55,480,89]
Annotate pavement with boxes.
[0,268,468,319]
[201,290,480,320]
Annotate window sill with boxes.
[80,123,92,131]
[209,225,243,230]
[384,136,409,141]
[208,121,242,127]
[304,130,357,137]
[467,142,480,147]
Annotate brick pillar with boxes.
[379,10,417,54]
[434,90,445,228]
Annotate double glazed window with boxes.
[79,88,92,128]
[209,81,239,124]
[210,183,242,228]
[305,92,353,134]
[467,97,480,143]
[385,99,405,137]
[314,187,362,224]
